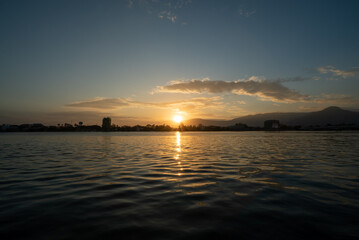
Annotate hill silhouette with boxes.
[184,106,359,127]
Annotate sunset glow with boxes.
[1,1,359,239]
[0,1,358,126]
[173,115,183,123]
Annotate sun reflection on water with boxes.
[175,131,183,176]
[176,131,181,151]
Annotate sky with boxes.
[1,0,359,125]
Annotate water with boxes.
[0,131,359,239]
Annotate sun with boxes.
[173,115,183,123]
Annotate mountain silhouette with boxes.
[289,106,359,126]
[184,106,359,127]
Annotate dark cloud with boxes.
[156,77,311,103]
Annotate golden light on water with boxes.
[173,115,183,123]
[175,131,182,176]
[176,131,181,148]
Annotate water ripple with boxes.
[1,131,359,239]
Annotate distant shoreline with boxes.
[2,117,359,133]
[1,128,359,133]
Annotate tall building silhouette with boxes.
[102,117,111,131]
[264,120,280,130]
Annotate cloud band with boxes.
[156,77,311,103]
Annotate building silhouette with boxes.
[264,120,280,130]
[102,117,112,131]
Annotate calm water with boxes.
[1,132,359,240]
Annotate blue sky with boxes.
[1,0,359,125]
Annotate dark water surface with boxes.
[1,131,359,239]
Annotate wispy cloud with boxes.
[158,10,177,23]
[313,94,359,105]
[128,0,192,23]
[156,96,225,114]
[317,66,359,79]
[66,96,223,113]
[238,8,256,17]
[298,106,323,112]
[155,77,311,103]
[236,100,246,105]
[275,77,308,83]
[66,97,130,109]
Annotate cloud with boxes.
[155,77,311,103]
[128,0,191,23]
[66,96,223,113]
[238,8,256,17]
[317,66,359,79]
[156,96,224,113]
[313,94,359,105]
[298,106,323,112]
[275,77,308,82]
[66,97,130,109]
[158,10,177,23]
[236,100,246,105]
